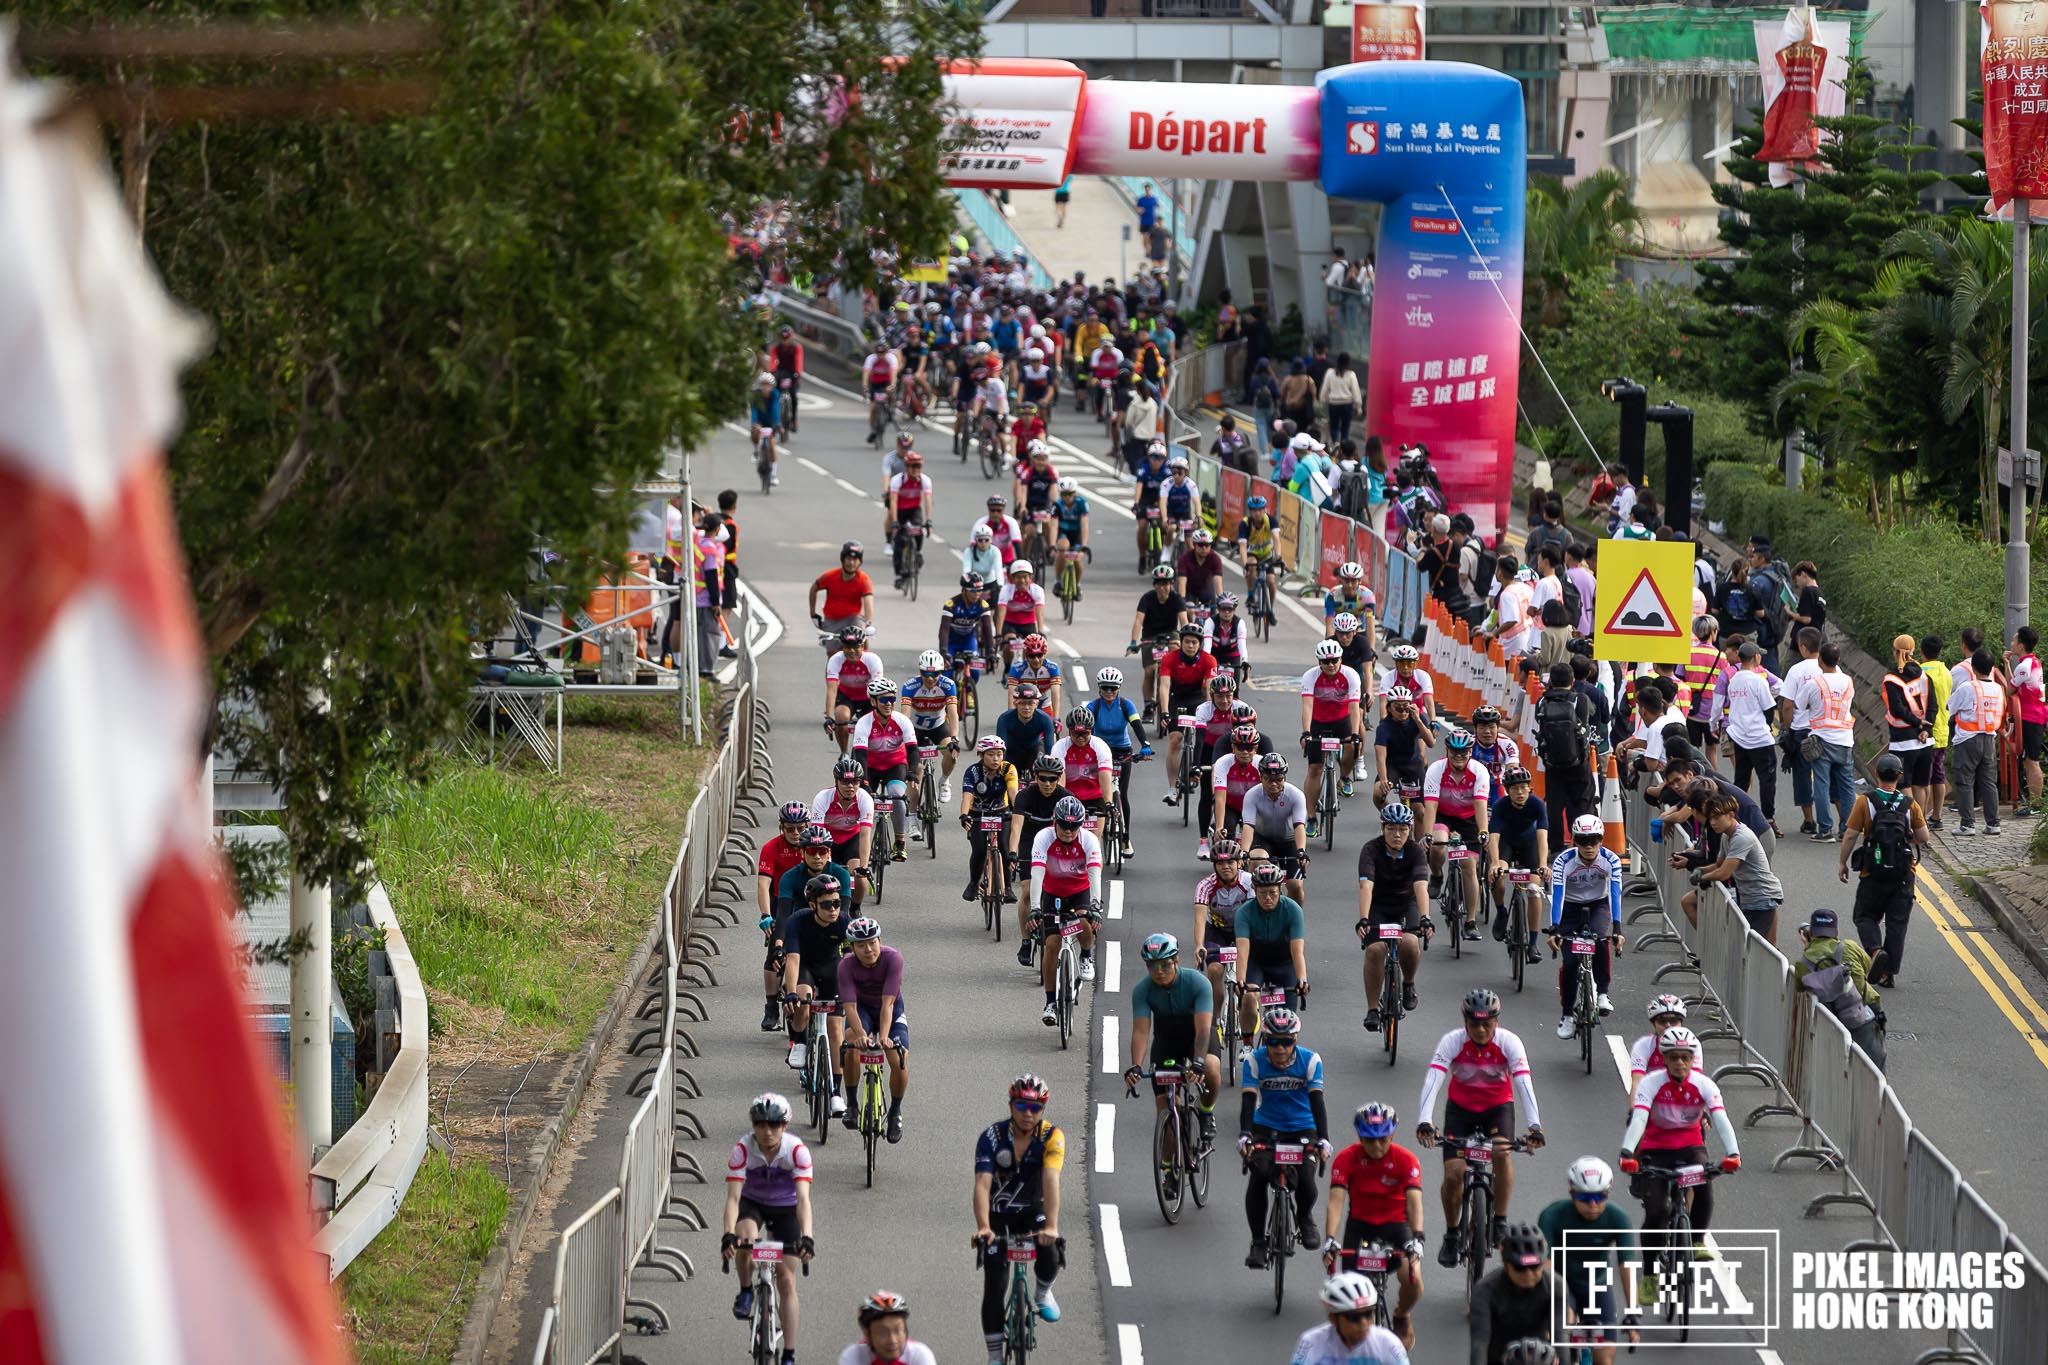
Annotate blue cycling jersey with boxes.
[1240,1043,1324,1132]
[1086,695,1139,750]
[1163,478,1198,518]
[1056,496,1089,535]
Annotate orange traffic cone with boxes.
[1600,753,1627,867]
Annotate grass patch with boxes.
[339,1150,511,1365]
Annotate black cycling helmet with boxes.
[960,572,986,591]
[799,825,834,849]
[1032,755,1064,778]
[833,756,864,782]
[1499,1225,1548,1270]
[804,873,843,903]
[1256,752,1289,777]
[1231,724,1260,748]
[1472,704,1503,725]
[1462,987,1502,1021]
[1229,701,1257,723]
[1066,707,1093,732]
[1179,622,1204,639]
[779,800,810,826]
[1151,564,1175,583]
[1209,838,1243,862]
[841,540,864,558]
[1251,862,1286,887]
[839,626,865,649]
[1502,765,1532,787]
[1053,795,1087,827]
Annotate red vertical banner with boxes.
[1351,3,1425,63]
[1318,512,1352,589]
[1982,1,2048,215]
[1218,468,1247,542]
[1755,32,1824,165]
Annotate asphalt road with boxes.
[507,373,2048,1365]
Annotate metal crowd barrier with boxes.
[1618,786,2042,1365]
[530,598,773,1363]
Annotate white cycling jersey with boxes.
[837,1342,937,1365]
[1289,1320,1410,1365]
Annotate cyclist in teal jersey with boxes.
[1053,478,1091,597]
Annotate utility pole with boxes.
[2008,200,2033,646]
[289,870,332,1151]
[1787,181,1807,491]
[1169,177,1182,301]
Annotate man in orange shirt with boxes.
[808,542,875,646]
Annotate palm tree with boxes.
[1524,170,1644,327]
[1773,298,1878,476]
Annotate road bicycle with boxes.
[1139,506,1170,574]
[789,992,840,1145]
[754,425,776,495]
[1127,1062,1211,1224]
[1245,1140,1323,1314]
[851,1042,890,1188]
[1105,750,1141,866]
[891,522,927,600]
[868,390,899,447]
[1171,714,1203,827]
[868,792,896,904]
[1552,928,1607,1074]
[728,1239,807,1365]
[1324,1244,1402,1333]
[950,654,982,741]
[1033,897,1093,1051]
[1503,868,1541,994]
[974,1231,1064,1365]
[1443,1134,1532,1307]
[1635,1163,1728,1343]
[973,811,1009,940]
[1098,788,1126,877]
[976,415,1006,481]
[1055,545,1089,624]
[1314,735,1346,849]
[1024,510,1054,582]
[1210,944,1244,1083]
[1245,555,1283,642]
[916,745,943,860]
[1363,918,1409,1064]
[1440,836,1472,961]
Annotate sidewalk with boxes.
[1002,176,1145,287]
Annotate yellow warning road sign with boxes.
[1592,539,1693,665]
[905,259,949,283]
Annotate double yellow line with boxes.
[1913,876,2048,1072]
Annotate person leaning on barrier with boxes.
[1671,794,1782,945]
[1796,909,1886,1073]
[1835,753,1926,990]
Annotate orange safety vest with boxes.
[1883,672,1928,728]
[1955,670,2006,734]
[1812,671,1855,731]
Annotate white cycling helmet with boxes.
[868,678,900,700]
[1095,666,1125,687]
[1567,1155,1614,1196]
[1027,439,1050,458]
[1658,1025,1701,1055]
[1319,1271,1378,1312]
[1057,477,1079,493]
[1314,640,1344,661]
[1390,643,1420,663]
[1148,438,1168,455]
[1570,814,1605,840]
[1008,560,1035,577]
[1030,324,1047,339]
[1338,561,1363,581]
[1027,347,1045,362]
[749,1092,793,1124]
[1333,612,1361,633]
[917,650,946,673]
[972,525,994,542]
[1647,993,1687,1021]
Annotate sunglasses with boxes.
[1573,1193,1608,1204]
[816,899,843,909]
[1012,1101,1045,1114]
[1335,1311,1372,1325]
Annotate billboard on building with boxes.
[1352,3,1426,63]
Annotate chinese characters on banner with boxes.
[1751,8,1850,188]
[1352,2,1426,63]
[1397,352,1497,412]
[1981,0,2048,216]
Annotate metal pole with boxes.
[2007,198,2032,646]
[289,868,332,1153]
[681,450,702,743]
[1169,177,1182,301]
[1786,180,1807,491]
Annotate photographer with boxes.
[1797,910,1887,1072]
[1669,795,1781,945]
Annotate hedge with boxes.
[1701,463,2048,664]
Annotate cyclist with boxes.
[1052,478,1091,597]
[1619,1027,1740,1252]
[969,351,1011,461]
[1416,989,1545,1269]
[757,802,816,1031]
[1011,403,1048,466]
[959,736,1020,904]
[1421,730,1492,942]
[1014,441,1061,564]
[1127,565,1190,717]
[1467,1228,1555,1365]
[1324,561,1379,644]
[1022,333,1057,411]
[811,757,876,913]
[902,651,963,802]
[1178,528,1226,614]
[949,341,983,453]
[1235,861,1309,1039]
[770,326,806,434]
[775,826,853,919]
[823,628,884,757]
[841,1291,934,1365]
[1124,932,1222,1143]
[1161,456,1201,550]
[1028,796,1103,1013]
[972,1076,1066,1361]
[1547,814,1625,1037]
[1187,675,1242,852]
[898,325,931,415]
[960,531,1002,598]
[1379,643,1438,730]
[1156,623,1220,798]
[1011,756,1069,917]
[1329,614,1374,723]
[1301,639,1366,820]
[1238,754,1311,902]
[837,916,909,1142]
[884,446,933,590]
[1537,1159,1641,1365]
[1209,725,1269,856]
[1130,438,1171,564]
[1005,632,1064,716]
[749,374,782,479]
[1085,667,1151,859]
[1052,708,1116,825]
[1356,803,1430,1033]
[1205,591,1250,686]
[1324,1102,1427,1350]
[996,682,1057,776]
[940,575,995,682]
[1292,1272,1410,1365]
[970,495,1022,569]
[722,1093,817,1363]
[1486,766,1550,965]
[993,562,1046,671]
[1238,1006,1329,1269]
[777,872,853,1106]
[1627,996,1701,1090]
[852,680,916,859]
[1194,838,1255,988]
[1469,706,1522,788]
[1237,494,1279,571]
[1373,685,1434,810]
[862,339,900,446]
[1087,333,1124,418]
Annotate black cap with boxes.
[1809,908,1838,935]
[1874,753,1905,779]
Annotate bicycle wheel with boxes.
[1270,1185,1291,1314]
[1509,894,1526,994]
[961,672,979,741]
[1464,1187,1492,1308]
[1187,1098,1211,1207]
[758,454,773,496]
[1220,983,1241,1084]
[1056,949,1074,1050]
[980,436,1002,481]
[922,775,940,860]
[1152,1106,1185,1224]
[1383,964,1401,1065]
[812,1025,833,1146]
[752,1278,779,1365]
[863,1074,881,1188]
[1447,878,1464,961]
[1581,997,1595,1074]
[1005,1270,1033,1365]
[1322,769,1338,850]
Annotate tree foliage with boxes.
[25,0,979,882]
[1523,169,1642,329]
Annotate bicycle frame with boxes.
[1369,920,1405,1063]
[856,1046,888,1186]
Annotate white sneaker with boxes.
[1197,838,1210,859]
[1035,1286,1062,1322]
[786,1042,807,1070]
[909,826,924,843]
[1353,758,1368,782]
[829,1094,848,1116]
[1556,1017,1576,1040]
[1042,1003,1060,1026]
[941,780,954,804]
[771,472,780,486]
[1080,957,1097,982]
[1596,992,1613,1015]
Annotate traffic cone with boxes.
[1487,639,1508,712]
[1600,753,1627,867]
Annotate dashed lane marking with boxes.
[1108,882,1125,919]
[1100,1203,1133,1287]
[798,457,832,478]
[1102,1013,1120,1074]
[1104,939,1122,993]
[1118,1323,1144,1365]
[1095,1103,1116,1174]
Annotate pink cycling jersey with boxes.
[1053,735,1113,802]
[1031,827,1102,898]
[1300,664,1362,724]
[852,712,913,766]
[1630,1070,1727,1151]
[1423,758,1491,821]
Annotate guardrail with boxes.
[1617,787,2046,1365]
[311,880,430,1278]
[764,289,869,364]
[528,598,772,1362]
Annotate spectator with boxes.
[1881,652,1935,815]
[1678,793,1783,944]
[1418,514,1459,610]
[693,511,728,677]
[1531,547,1566,622]
[1797,910,1886,1072]
[1364,436,1391,540]
[2006,624,2047,816]
[1790,561,1827,636]
[1606,468,1637,533]
[1306,338,1332,394]
[1529,599,1575,678]
[1212,413,1255,476]
[1122,382,1162,477]
[1241,306,1274,395]
[718,488,742,620]
[1720,642,1783,834]
[1279,358,1317,431]
[1916,635,1952,829]
[1563,543,1597,637]
[1246,356,1280,454]
[1323,247,1350,289]
[1320,352,1362,447]
[1795,642,1858,842]
[1136,180,1160,233]
[1947,648,2007,836]
[1838,752,1927,989]
[1778,627,1824,835]
[1525,498,1570,565]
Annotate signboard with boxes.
[1981,0,2048,217]
[1353,3,1426,63]
[1072,80,1323,184]
[1592,539,1694,665]
[1318,512,1353,589]
[1752,11,1850,188]
[1275,489,1302,569]
[1998,445,2043,490]
[1218,468,1248,542]
[904,259,949,283]
[938,59,1088,191]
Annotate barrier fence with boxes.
[530,600,773,1363]
[1617,785,2043,1365]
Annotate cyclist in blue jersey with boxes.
[1161,455,1200,548]
[1130,439,1170,565]
[1548,815,1626,1036]
[1238,1005,1330,1268]
[1053,478,1091,598]
[1085,667,1152,858]
[939,574,995,681]
[1324,561,1378,642]
[902,650,963,803]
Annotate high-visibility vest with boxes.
[664,504,687,565]
[1812,671,1855,731]
[1955,671,2006,735]
[1883,673,1928,730]
[1686,643,1721,716]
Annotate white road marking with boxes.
[834,477,872,499]
[1052,636,1081,659]
[1100,1203,1133,1287]
[1108,882,1125,919]
[1102,1014,1119,1073]
[798,457,832,478]
[1757,1350,1787,1365]
[1104,939,1122,992]
[1095,1103,1116,1174]
[1699,1233,1753,1311]
[1607,1034,1633,1093]
[1118,1323,1144,1365]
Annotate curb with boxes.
[1948,859,2048,984]
[450,909,667,1365]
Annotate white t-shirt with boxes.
[1796,669,1856,746]
[1611,482,1638,524]
[1290,1320,1410,1365]
[978,375,1009,414]
[1496,581,1536,655]
[1722,668,1781,751]
[1532,573,1564,616]
[1782,657,1823,729]
[839,1344,937,1365]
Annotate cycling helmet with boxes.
[868,678,899,700]
[1499,1225,1547,1270]
[858,1291,910,1327]
[1383,685,1415,705]
[1503,1341,1556,1365]
[1472,705,1502,725]
[1251,862,1286,887]
[1013,683,1041,702]
[779,800,811,826]
[1502,765,1532,787]
[1008,561,1034,577]
[1215,592,1238,611]
[904,450,924,465]
[1139,932,1179,962]
[1191,529,1213,546]
[1314,640,1344,661]
[1168,455,1190,470]
[1026,439,1049,459]
[969,531,993,550]
[918,650,945,673]
[1057,477,1078,494]
[1180,623,1205,640]
[799,825,835,850]
[1338,561,1364,581]
[1332,612,1360,633]
[1230,701,1257,723]
[755,372,774,389]
[1030,325,1046,338]
[833,756,865,782]
[1027,347,1045,361]
[1031,755,1063,777]
[1148,438,1168,455]
[1444,728,1475,752]
[1211,674,1238,694]
[1391,643,1420,663]
[845,916,881,943]
[1319,1271,1379,1313]
[1096,667,1125,688]
[1462,988,1502,1021]
[1053,795,1087,826]
[1231,724,1261,748]
[1209,838,1243,862]
[895,431,914,448]
[749,1092,794,1124]
[839,626,866,649]
[1010,1074,1051,1105]
[1567,1156,1614,1196]
[1023,632,1048,654]
[805,873,843,902]
[1380,802,1414,826]
[987,494,1008,507]
[1256,753,1289,777]
[1647,993,1687,1021]
[1151,564,1176,583]
[1248,496,1268,511]
[842,540,865,558]
[976,735,1006,755]
[1066,707,1093,732]
[1354,1102,1399,1140]
[1571,813,1605,841]
[1658,1025,1701,1054]
[1261,1005,1301,1038]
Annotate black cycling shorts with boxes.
[836,692,874,720]
[736,1196,802,1246]
[1441,1099,1515,1158]
[1304,717,1355,762]
[1433,812,1481,846]
[1148,1015,1199,1067]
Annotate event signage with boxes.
[1980,0,2048,216]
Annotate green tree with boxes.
[27,0,979,883]
[1523,169,1642,328]
[1520,269,1713,436]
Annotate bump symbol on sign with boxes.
[1603,568,1680,637]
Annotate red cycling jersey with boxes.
[1423,758,1491,821]
[757,833,806,887]
[1211,751,1263,810]
[1300,664,1363,724]
[1031,827,1102,898]
[1053,735,1113,802]
[853,712,913,766]
[1159,649,1218,693]
[1630,1071,1726,1151]
[1330,1141,1424,1225]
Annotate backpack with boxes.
[1860,790,1917,879]
[1802,941,1875,1028]
[1558,573,1583,628]
[1534,691,1590,773]
[1753,561,1795,639]
[1466,542,1498,601]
